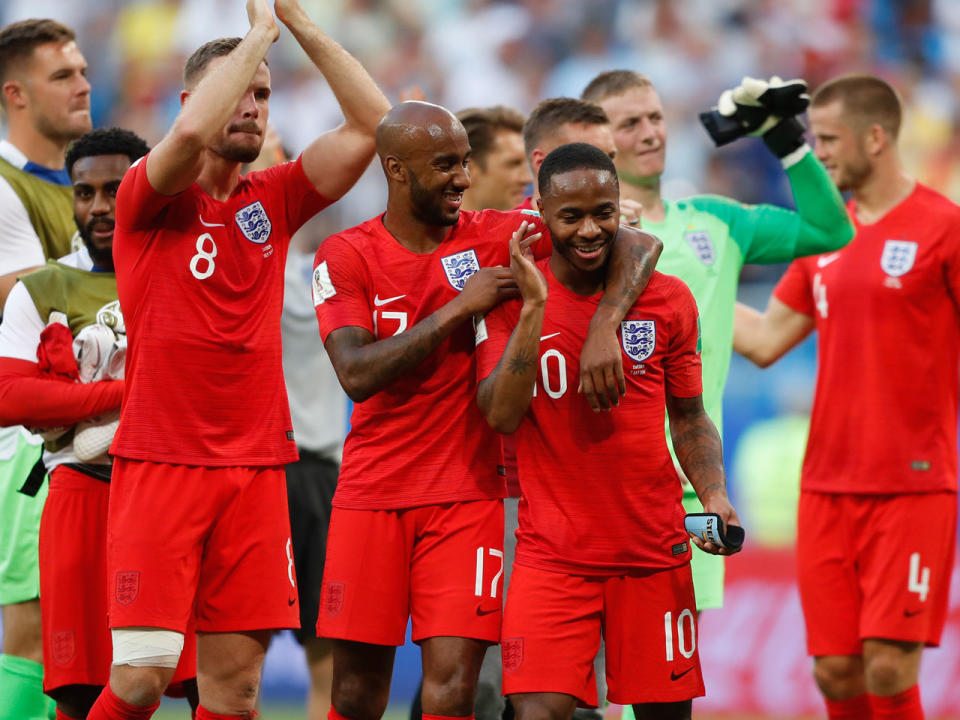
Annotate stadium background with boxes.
[1,0,959,716]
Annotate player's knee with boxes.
[422,669,477,716]
[50,684,102,718]
[512,697,571,720]
[109,664,171,707]
[812,656,864,699]
[333,676,390,720]
[863,652,914,696]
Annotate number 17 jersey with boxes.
[111,155,330,467]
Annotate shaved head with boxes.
[376,101,466,162]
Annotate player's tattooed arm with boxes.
[477,222,547,433]
[278,0,391,202]
[325,267,518,403]
[147,0,279,196]
[733,297,813,367]
[579,227,662,413]
[666,392,742,556]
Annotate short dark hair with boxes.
[65,128,150,177]
[184,37,263,88]
[811,74,903,138]
[538,142,618,197]
[0,18,75,84]
[581,70,653,103]
[522,98,608,158]
[456,105,526,169]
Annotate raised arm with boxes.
[666,393,740,555]
[326,267,517,403]
[146,0,279,195]
[580,226,662,412]
[734,298,814,368]
[477,222,547,433]
[276,0,391,201]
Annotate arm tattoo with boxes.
[507,351,536,375]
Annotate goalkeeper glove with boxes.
[700,75,809,158]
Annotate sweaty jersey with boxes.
[775,183,960,495]
[476,263,702,575]
[643,150,850,439]
[313,209,547,510]
[111,156,330,466]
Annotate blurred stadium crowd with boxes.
[4,0,960,285]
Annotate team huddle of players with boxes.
[0,2,957,720]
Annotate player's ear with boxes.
[180,90,191,107]
[536,196,544,216]
[2,80,25,110]
[383,155,407,184]
[864,123,888,157]
[530,149,545,177]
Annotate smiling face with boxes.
[71,153,133,271]
[192,56,271,164]
[809,100,872,192]
[403,117,472,227]
[539,166,620,291]
[466,129,531,210]
[15,40,91,141]
[597,85,666,183]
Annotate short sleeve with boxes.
[483,210,550,266]
[474,300,521,382]
[773,260,815,316]
[115,155,179,232]
[248,156,331,235]
[313,235,374,342]
[0,176,44,275]
[0,281,44,362]
[663,281,702,399]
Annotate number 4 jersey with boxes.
[775,183,960,495]
[476,261,703,575]
[111,155,330,466]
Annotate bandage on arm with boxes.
[0,357,124,427]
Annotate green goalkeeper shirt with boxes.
[641,149,853,444]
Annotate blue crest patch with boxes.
[235,201,272,244]
[880,240,917,277]
[441,249,481,291]
[684,230,715,266]
[621,320,656,363]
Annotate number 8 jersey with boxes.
[111,155,330,466]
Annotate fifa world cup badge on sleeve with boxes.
[312,262,337,306]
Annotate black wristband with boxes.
[762,116,807,158]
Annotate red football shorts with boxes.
[317,499,504,645]
[501,561,704,706]
[40,465,196,692]
[107,459,299,633]
[798,490,957,656]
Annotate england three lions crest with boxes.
[441,249,480,291]
[621,320,656,363]
[880,240,917,277]
[235,201,272,244]
[684,230,716,266]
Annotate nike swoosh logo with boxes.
[288,597,297,606]
[904,608,923,617]
[540,332,561,341]
[199,214,225,228]
[475,606,499,616]
[374,294,406,306]
[817,253,840,268]
[670,666,694,681]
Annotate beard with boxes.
[212,122,264,164]
[76,215,115,271]
[409,169,458,227]
[36,108,91,143]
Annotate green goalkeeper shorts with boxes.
[683,485,725,611]
[0,428,47,606]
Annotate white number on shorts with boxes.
[286,537,295,588]
[908,552,930,602]
[664,608,696,661]
[189,233,218,280]
[533,349,567,399]
[474,546,504,599]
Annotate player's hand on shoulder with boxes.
[578,327,625,413]
[459,267,520,316]
[696,492,743,556]
[509,221,547,307]
[247,0,279,39]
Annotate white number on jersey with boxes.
[908,552,930,602]
[373,310,408,337]
[813,272,828,319]
[664,608,696,661]
[533,348,568,399]
[474,546,504,599]
[189,233,218,280]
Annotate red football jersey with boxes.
[476,262,703,575]
[111,156,330,466]
[314,209,548,510]
[775,183,960,494]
